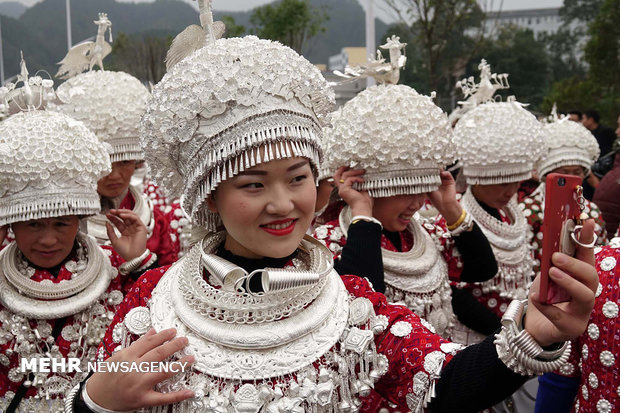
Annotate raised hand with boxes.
[86,328,195,411]
[106,209,148,261]
[333,166,373,217]
[427,170,463,225]
[524,219,599,347]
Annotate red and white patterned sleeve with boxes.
[313,219,347,260]
[342,275,460,411]
[97,266,171,361]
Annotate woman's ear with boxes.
[206,195,218,213]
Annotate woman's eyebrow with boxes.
[235,161,308,176]
[236,170,267,176]
[287,161,309,171]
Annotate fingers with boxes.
[107,209,143,232]
[574,219,596,266]
[438,170,454,183]
[334,167,365,184]
[106,212,127,233]
[106,222,119,244]
[551,251,598,294]
[341,169,365,179]
[548,265,596,307]
[128,328,177,358]
[340,176,365,188]
[142,336,189,363]
[142,389,195,408]
[148,354,195,385]
[333,166,348,182]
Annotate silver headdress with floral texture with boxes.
[0,52,56,119]
[0,108,111,225]
[142,0,334,230]
[452,59,546,185]
[324,36,454,197]
[49,14,149,164]
[537,114,600,178]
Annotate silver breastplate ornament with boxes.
[115,233,389,413]
[339,206,456,339]
[461,187,533,301]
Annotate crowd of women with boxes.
[0,2,618,412]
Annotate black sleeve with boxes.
[453,222,498,283]
[72,374,95,413]
[333,220,385,293]
[429,334,528,413]
[450,286,502,335]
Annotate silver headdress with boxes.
[333,35,407,85]
[0,109,111,226]
[56,12,113,80]
[323,37,454,197]
[537,114,600,178]
[142,1,334,229]
[452,59,545,185]
[50,14,150,164]
[165,0,226,71]
[0,52,56,119]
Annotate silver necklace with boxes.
[461,187,533,300]
[2,233,98,300]
[340,206,456,338]
[0,233,113,319]
[118,232,389,412]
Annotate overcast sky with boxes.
[2,0,565,16]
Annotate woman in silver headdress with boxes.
[313,41,498,346]
[519,116,606,278]
[66,5,598,413]
[0,104,150,412]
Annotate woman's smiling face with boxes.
[207,155,317,259]
[372,194,427,232]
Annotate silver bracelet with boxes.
[494,300,571,376]
[82,378,131,413]
[448,212,474,236]
[64,382,81,413]
[137,252,158,272]
[351,215,383,229]
[119,249,151,275]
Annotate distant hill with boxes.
[1,0,388,82]
[0,1,26,18]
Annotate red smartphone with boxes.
[540,173,582,304]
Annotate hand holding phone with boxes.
[540,173,583,304]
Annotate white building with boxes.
[484,8,562,38]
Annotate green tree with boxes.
[108,32,172,85]
[542,0,619,125]
[249,0,329,54]
[559,0,604,25]
[467,26,550,110]
[382,0,485,108]
[221,16,246,38]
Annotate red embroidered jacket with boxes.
[98,265,463,412]
[0,246,128,405]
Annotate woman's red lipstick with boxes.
[260,218,297,236]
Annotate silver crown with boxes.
[0,52,55,118]
[56,12,113,79]
[333,35,407,85]
[450,59,510,122]
[452,60,545,185]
